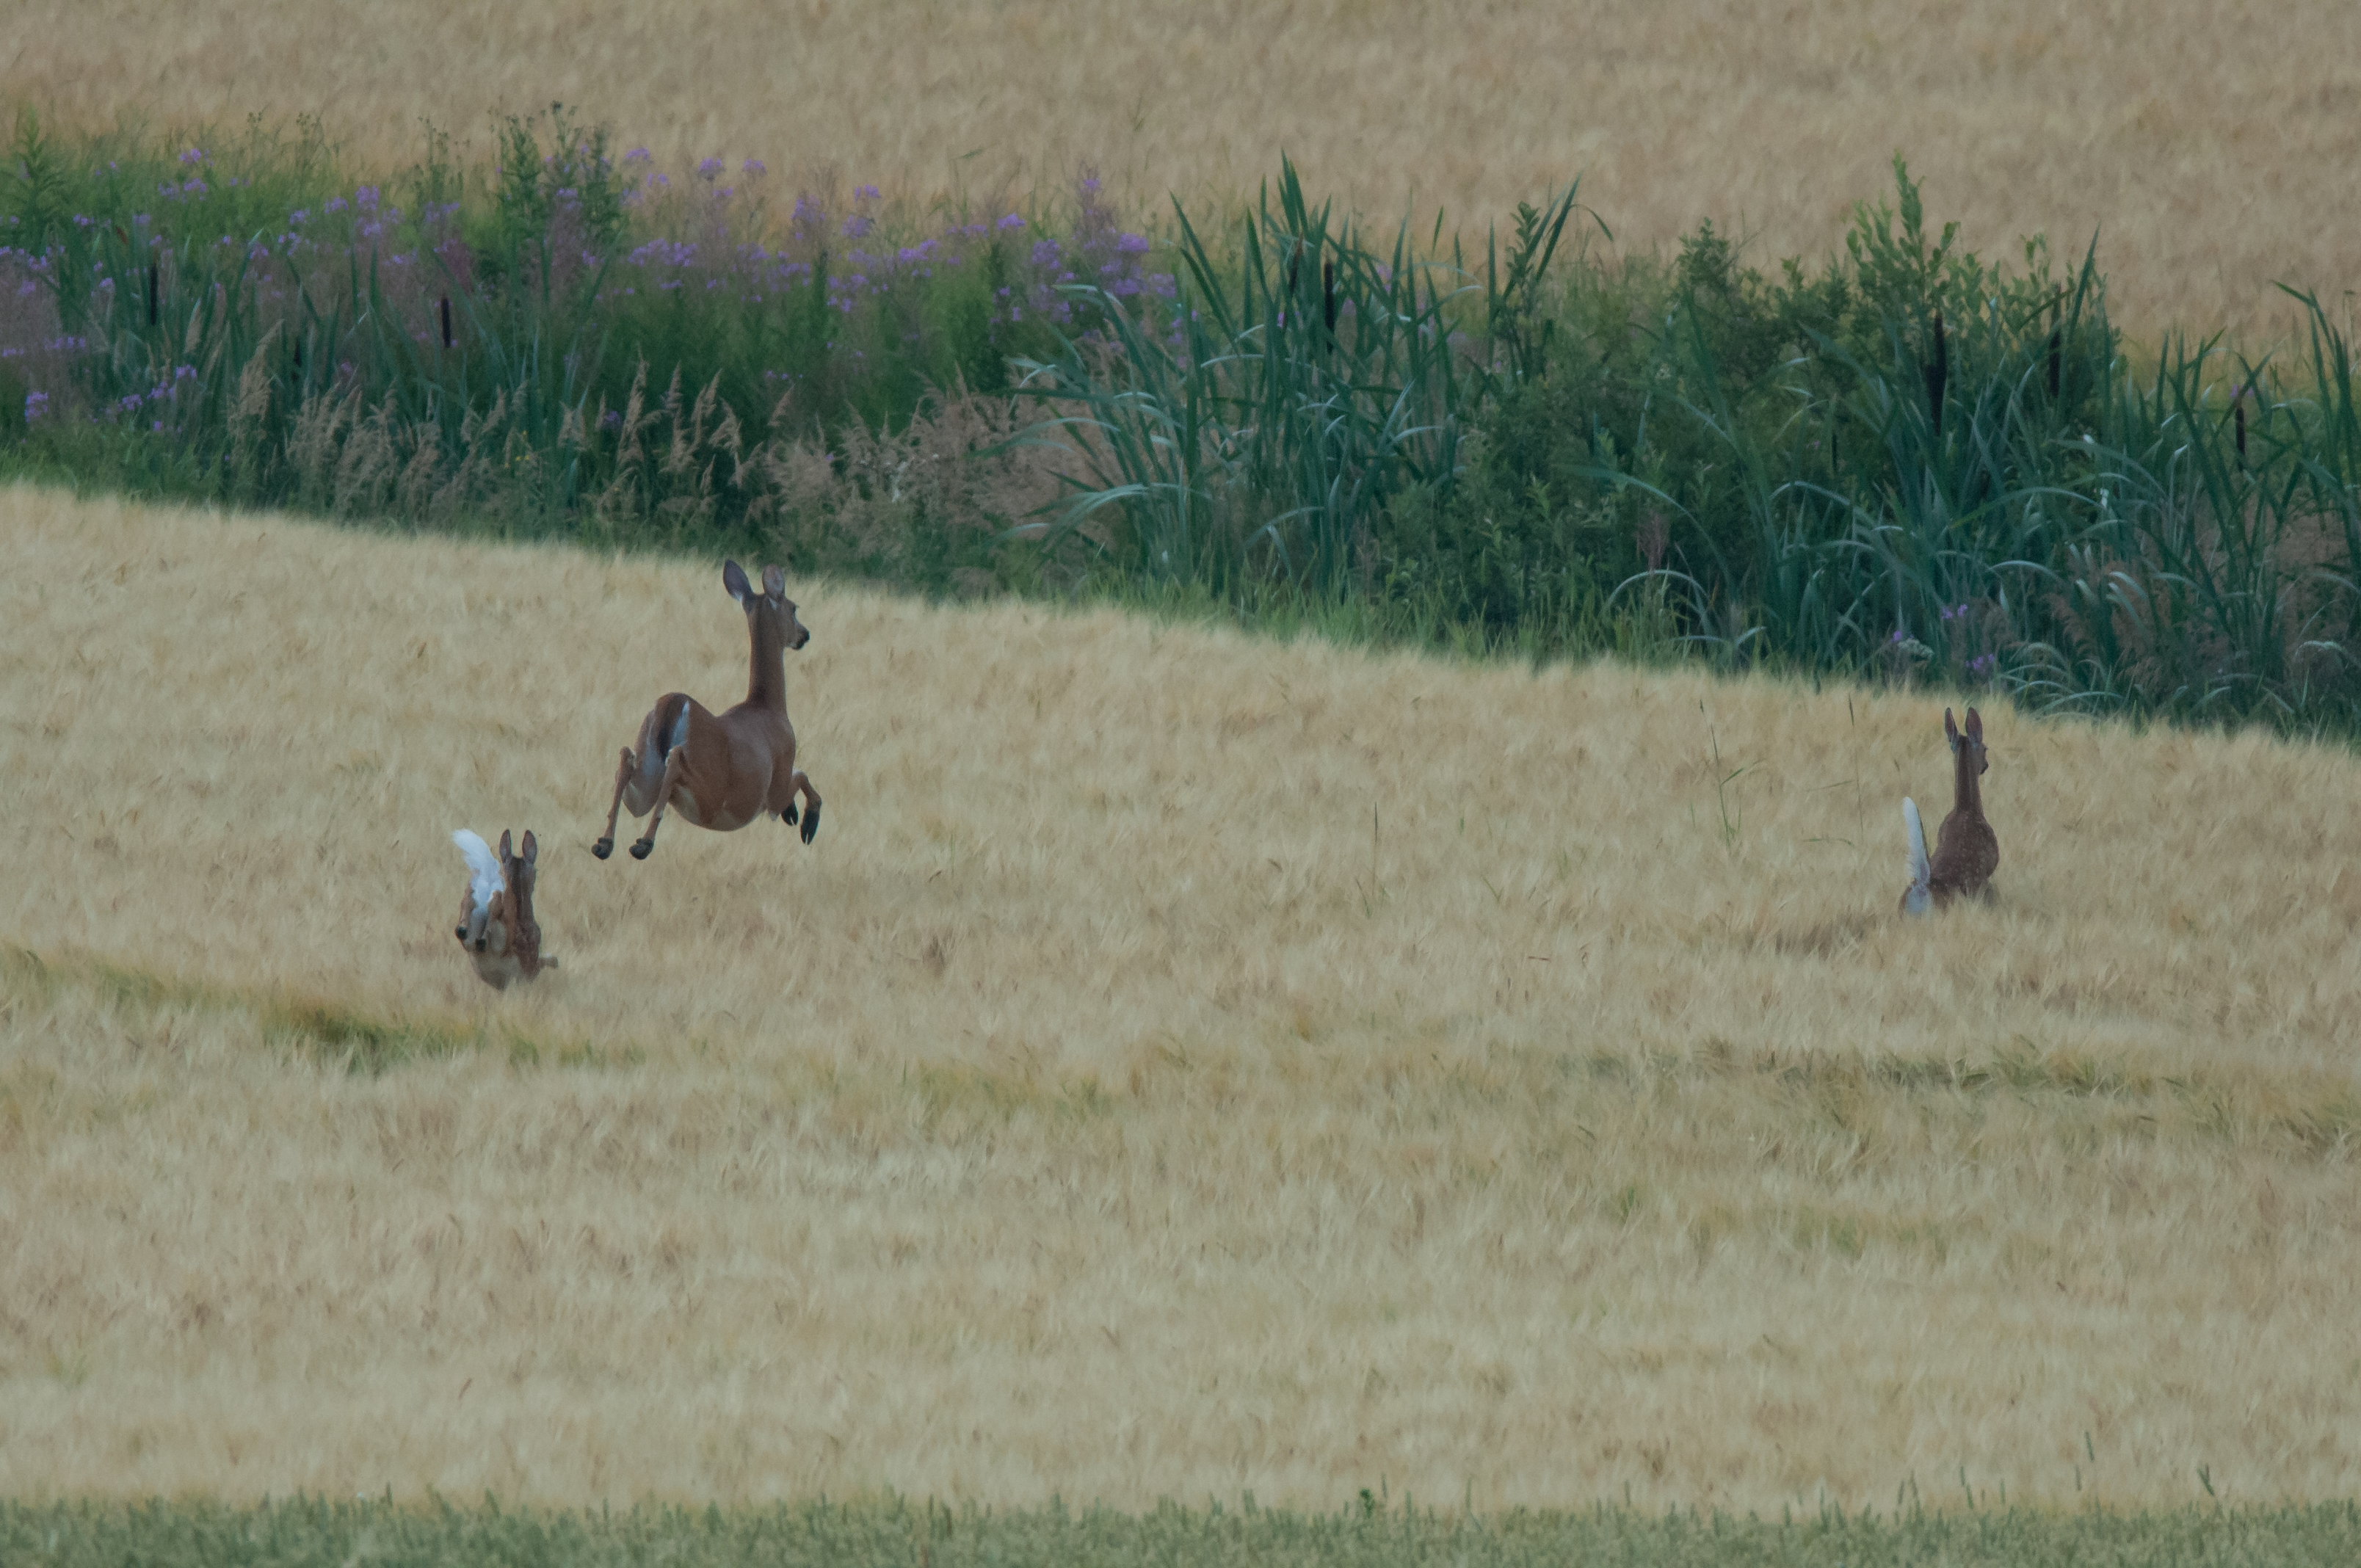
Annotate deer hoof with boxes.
[801,802,822,844]
[783,803,798,827]
[630,838,654,860]
[592,837,614,860]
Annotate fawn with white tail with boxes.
[453,829,554,989]
[595,560,822,862]
[1901,705,1998,915]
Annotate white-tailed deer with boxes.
[453,829,554,989]
[1900,705,1998,915]
[594,560,822,861]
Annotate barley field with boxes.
[2,484,2358,1508]
[5,1,2357,338]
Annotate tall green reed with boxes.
[1007,159,1588,596]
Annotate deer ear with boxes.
[521,830,537,865]
[498,830,513,862]
[1944,708,1960,750]
[1965,706,1984,740]
[762,565,786,599]
[722,559,752,605]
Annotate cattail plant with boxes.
[1925,309,1948,438]
[2045,298,2063,399]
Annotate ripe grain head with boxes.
[5,1,2358,338]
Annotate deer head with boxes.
[1944,706,1989,777]
[505,830,538,920]
[723,559,810,650]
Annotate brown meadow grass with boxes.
[2,485,2360,1507]
[4,1,2358,339]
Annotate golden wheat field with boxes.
[2,485,2359,1507]
[5,1,2359,338]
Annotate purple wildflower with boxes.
[698,157,725,178]
[996,212,1026,232]
[23,390,48,422]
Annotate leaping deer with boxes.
[594,560,822,862]
[1901,705,1998,915]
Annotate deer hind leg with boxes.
[594,746,637,860]
[595,700,685,860]
[631,743,693,860]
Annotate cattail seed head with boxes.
[2047,297,2063,399]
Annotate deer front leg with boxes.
[784,769,822,844]
[631,744,692,860]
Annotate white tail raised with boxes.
[453,829,505,949]
[1901,798,1932,917]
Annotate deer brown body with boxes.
[595,561,822,861]
[1901,705,1998,913]
[455,830,554,990]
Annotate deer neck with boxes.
[746,612,788,713]
[1951,741,1984,820]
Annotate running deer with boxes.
[1901,706,1998,915]
[594,560,822,861]
[453,828,554,989]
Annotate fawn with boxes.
[453,829,554,989]
[1901,706,1998,915]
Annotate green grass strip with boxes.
[4,1495,2359,1567]
[0,945,615,1072]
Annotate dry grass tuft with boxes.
[1,484,2359,1508]
[6,1,2359,337]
